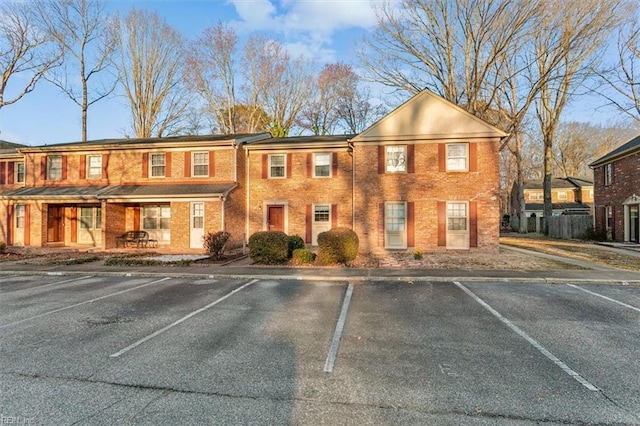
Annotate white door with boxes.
[13,205,25,246]
[190,202,205,249]
[312,204,332,245]
[78,206,102,245]
[446,202,469,249]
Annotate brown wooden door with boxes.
[47,206,64,243]
[267,206,284,232]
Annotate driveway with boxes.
[1,274,639,424]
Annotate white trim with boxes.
[446,143,469,172]
[446,201,470,250]
[268,153,287,179]
[313,153,332,178]
[384,201,408,249]
[191,151,209,177]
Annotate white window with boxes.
[79,207,101,229]
[446,143,468,171]
[47,155,62,180]
[314,205,330,223]
[604,163,613,185]
[447,203,467,231]
[87,155,102,179]
[150,153,166,177]
[385,202,407,248]
[142,205,171,243]
[192,202,204,229]
[15,205,25,229]
[557,191,567,200]
[269,154,286,178]
[314,153,331,177]
[386,146,406,173]
[16,162,25,183]
[529,191,542,201]
[192,152,209,177]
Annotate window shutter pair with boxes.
[306,153,339,177]
[142,153,169,177]
[262,154,292,179]
[437,201,478,247]
[0,162,5,185]
[377,202,415,247]
[79,155,107,179]
[40,155,67,180]
[184,151,216,178]
[378,146,415,174]
[438,143,478,172]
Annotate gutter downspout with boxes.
[348,141,355,229]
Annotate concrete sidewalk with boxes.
[2,245,638,285]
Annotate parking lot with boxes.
[1,274,639,425]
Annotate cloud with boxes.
[227,0,378,61]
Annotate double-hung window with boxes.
[269,154,286,178]
[604,163,613,185]
[15,162,25,183]
[386,146,406,173]
[192,152,209,177]
[47,155,63,180]
[314,153,331,177]
[446,143,468,171]
[150,153,166,177]
[87,155,102,179]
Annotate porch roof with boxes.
[1,183,237,200]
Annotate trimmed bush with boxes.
[316,227,359,265]
[287,234,305,257]
[291,248,315,265]
[204,231,231,260]
[0,241,6,254]
[248,231,289,264]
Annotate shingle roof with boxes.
[590,134,640,167]
[1,183,236,199]
[525,202,591,211]
[246,134,355,149]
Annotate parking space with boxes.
[1,276,639,424]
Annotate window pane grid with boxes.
[15,205,25,228]
[151,154,165,177]
[386,203,406,232]
[48,156,62,180]
[88,156,102,178]
[16,163,25,183]
[314,205,330,222]
[386,146,406,173]
[270,154,285,178]
[447,143,468,171]
[193,152,209,176]
[314,153,331,177]
[447,203,467,231]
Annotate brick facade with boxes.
[591,138,640,242]
[1,90,506,253]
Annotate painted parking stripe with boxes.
[110,279,259,358]
[1,276,93,293]
[0,277,172,329]
[324,283,354,373]
[454,282,600,392]
[567,284,640,314]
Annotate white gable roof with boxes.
[352,89,507,142]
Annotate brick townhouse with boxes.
[510,176,593,218]
[590,134,640,243]
[0,89,506,253]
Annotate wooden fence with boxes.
[547,215,593,240]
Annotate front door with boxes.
[47,206,64,244]
[267,205,284,232]
[190,202,205,249]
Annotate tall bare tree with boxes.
[35,0,117,142]
[361,0,538,119]
[299,63,358,135]
[243,36,312,137]
[114,8,189,138]
[0,2,61,111]
[596,13,640,123]
[186,22,238,134]
[337,83,387,134]
[533,0,629,223]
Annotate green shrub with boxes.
[248,231,289,264]
[0,241,6,254]
[413,250,423,260]
[316,227,359,265]
[291,248,315,265]
[204,231,231,260]
[287,234,305,257]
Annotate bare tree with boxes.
[35,0,117,142]
[243,36,312,137]
[337,83,387,134]
[533,0,629,223]
[114,8,189,138]
[361,0,538,119]
[0,2,61,111]
[596,13,640,123]
[186,22,238,134]
[299,63,358,135]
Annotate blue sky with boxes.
[0,0,380,146]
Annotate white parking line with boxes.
[0,277,172,329]
[567,284,640,314]
[324,283,354,373]
[1,276,93,293]
[110,279,259,358]
[454,282,600,392]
